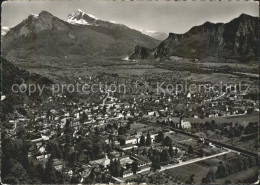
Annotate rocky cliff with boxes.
[130,14,259,62]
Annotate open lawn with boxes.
[184,73,251,83]
[216,166,258,184]
[164,162,209,184]
[184,111,259,126]
[162,152,257,184]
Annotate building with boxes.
[123,170,133,178]
[53,158,63,171]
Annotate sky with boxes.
[1,0,259,33]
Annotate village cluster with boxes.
[5,78,259,183]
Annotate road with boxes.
[111,176,125,183]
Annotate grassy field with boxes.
[184,72,251,83]
[194,130,258,153]
[216,166,258,184]
[164,162,210,184]
[164,132,191,143]
[163,153,257,184]
[104,65,172,77]
[184,111,259,126]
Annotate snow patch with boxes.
[30,13,39,18]
[67,9,99,25]
[87,14,98,20]
[122,56,129,61]
[67,18,90,25]
[109,20,118,24]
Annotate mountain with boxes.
[2,10,159,65]
[140,30,168,41]
[1,27,10,36]
[130,14,259,62]
[67,9,129,30]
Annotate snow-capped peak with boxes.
[1,26,10,36]
[67,9,98,25]
[29,13,39,18]
[77,9,83,12]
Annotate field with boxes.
[184,73,251,83]
[162,153,258,184]
[163,162,210,184]
[14,55,259,87]
[164,132,191,143]
[130,122,162,133]
[216,167,258,184]
[184,111,259,126]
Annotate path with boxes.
[159,151,230,172]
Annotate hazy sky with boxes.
[1,0,259,33]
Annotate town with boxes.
[2,73,258,184]
[1,2,259,184]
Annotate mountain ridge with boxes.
[2,10,159,64]
[130,13,259,62]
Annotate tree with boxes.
[146,132,152,146]
[157,131,164,142]
[175,148,178,155]
[199,149,205,157]
[224,179,232,184]
[140,135,146,146]
[88,168,97,183]
[151,154,161,170]
[113,159,122,177]
[2,159,28,184]
[131,147,135,154]
[201,178,207,184]
[161,150,171,163]
[189,174,195,184]
[148,147,153,158]
[35,164,44,181]
[43,157,57,183]
[126,122,131,130]
[188,145,194,154]
[216,162,227,178]
[142,148,147,156]
[80,112,88,123]
[63,142,70,161]
[132,161,138,174]
[56,170,65,183]
[68,152,77,168]
[163,136,172,146]
[118,126,127,135]
[71,175,80,183]
[28,161,36,183]
[168,144,174,157]
[93,143,102,159]
[109,159,115,175]
[205,169,215,183]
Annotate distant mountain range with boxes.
[130,14,259,62]
[2,9,159,64]
[140,30,168,41]
[2,11,258,64]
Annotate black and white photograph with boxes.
[1,0,259,184]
